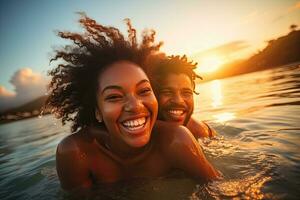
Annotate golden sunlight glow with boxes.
[210,80,222,108]
[197,55,224,73]
[211,173,271,199]
[213,112,236,123]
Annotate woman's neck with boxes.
[108,136,153,165]
[88,125,153,165]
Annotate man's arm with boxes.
[56,135,92,191]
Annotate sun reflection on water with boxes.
[205,174,272,200]
[213,112,236,123]
[210,80,223,108]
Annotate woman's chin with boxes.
[126,134,150,148]
[120,117,152,148]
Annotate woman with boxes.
[47,13,219,192]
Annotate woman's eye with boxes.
[139,88,152,95]
[105,95,123,101]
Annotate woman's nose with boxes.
[124,95,143,113]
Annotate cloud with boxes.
[192,40,250,60]
[0,86,15,97]
[0,86,16,111]
[0,68,47,111]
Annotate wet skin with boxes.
[56,61,219,191]
[157,73,216,138]
[95,61,158,156]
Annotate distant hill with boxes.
[0,96,48,123]
[203,30,300,81]
[1,95,47,115]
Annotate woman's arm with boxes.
[56,135,92,191]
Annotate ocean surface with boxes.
[1,64,300,200]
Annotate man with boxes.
[149,55,216,138]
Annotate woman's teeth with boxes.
[168,110,184,116]
[122,117,146,130]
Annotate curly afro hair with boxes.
[46,13,162,132]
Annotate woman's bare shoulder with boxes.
[57,129,92,156]
[154,120,197,149]
[187,117,217,138]
[154,120,220,179]
[56,130,93,190]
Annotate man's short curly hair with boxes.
[46,13,162,132]
[149,55,202,94]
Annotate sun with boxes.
[197,55,223,73]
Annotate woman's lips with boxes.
[120,116,149,135]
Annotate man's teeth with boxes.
[169,110,184,115]
[122,117,146,130]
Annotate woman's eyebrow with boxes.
[136,79,150,86]
[101,85,122,95]
[101,79,149,94]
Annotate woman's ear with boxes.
[95,108,103,123]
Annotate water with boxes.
[1,64,300,200]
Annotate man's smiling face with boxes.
[157,73,194,125]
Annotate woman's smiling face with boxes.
[96,61,158,151]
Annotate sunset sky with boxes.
[0,0,299,110]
